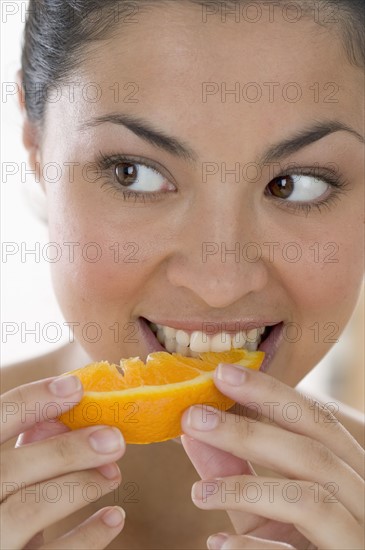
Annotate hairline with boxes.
[29,0,364,134]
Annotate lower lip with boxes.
[138,317,283,372]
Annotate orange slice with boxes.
[59,349,264,444]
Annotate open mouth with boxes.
[139,317,283,371]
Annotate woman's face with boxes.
[38,2,364,386]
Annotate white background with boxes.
[1,1,363,409]
[1,0,69,366]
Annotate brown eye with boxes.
[115,162,138,187]
[267,175,294,199]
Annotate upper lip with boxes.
[142,317,281,335]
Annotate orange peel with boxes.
[59,349,264,444]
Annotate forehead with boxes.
[44,2,363,154]
[78,4,359,85]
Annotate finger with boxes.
[40,506,125,550]
[192,476,364,550]
[16,420,70,447]
[1,468,122,549]
[15,420,84,550]
[181,435,264,535]
[1,375,83,443]
[214,364,364,477]
[244,522,310,549]
[207,532,296,549]
[181,435,254,478]
[23,531,44,549]
[1,426,125,501]
[181,404,364,521]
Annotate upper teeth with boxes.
[149,323,265,357]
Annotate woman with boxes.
[1,1,364,548]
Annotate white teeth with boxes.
[164,337,177,353]
[157,328,165,344]
[176,343,189,355]
[247,328,259,342]
[163,326,177,339]
[245,341,259,351]
[176,330,190,347]
[190,331,211,352]
[231,331,247,349]
[149,321,265,356]
[210,332,231,352]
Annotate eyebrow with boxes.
[258,120,365,165]
[79,114,364,165]
[79,113,198,162]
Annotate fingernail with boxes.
[207,533,229,550]
[187,405,219,431]
[216,363,247,385]
[191,481,203,501]
[102,507,125,527]
[89,427,125,453]
[98,463,121,480]
[48,375,82,397]
[191,479,220,502]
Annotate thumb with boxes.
[181,435,263,534]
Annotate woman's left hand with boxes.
[181,362,365,550]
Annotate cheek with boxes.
[45,194,146,317]
[48,230,147,311]
[271,224,363,384]
[271,187,364,323]
[47,215,155,361]
[282,240,362,322]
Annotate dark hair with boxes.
[21,0,364,130]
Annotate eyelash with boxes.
[94,151,350,212]
[95,151,172,203]
[265,167,349,215]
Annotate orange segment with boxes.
[173,349,264,370]
[59,348,264,444]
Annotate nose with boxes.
[166,197,269,309]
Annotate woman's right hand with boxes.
[0,374,126,549]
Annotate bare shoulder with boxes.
[0,343,90,395]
